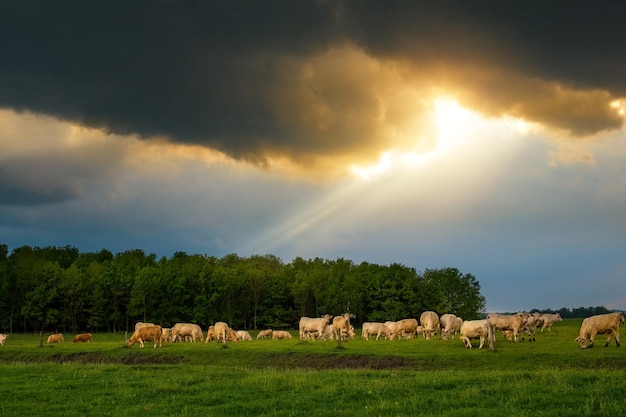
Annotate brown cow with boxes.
[72,333,92,343]
[127,325,163,348]
[575,312,625,349]
[47,333,64,343]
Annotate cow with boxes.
[272,330,293,340]
[257,329,273,339]
[134,321,155,331]
[72,333,92,343]
[362,322,391,341]
[322,325,335,340]
[236,330,253,341]
[332,313,355,341]
[205,326,216,342]
[161,327,172,342]
[460,319,495,350]
[522,314,537,342]
[575,311,625,349]
[420,311,441,340]
[127,325,163,348]
[389,318,419,340]
[540,313,563,332]
[213,322,231,343]
[299,315,332,340]
[440,314,463,340]
[0,334,7,345]
[47,333,64,343]
[171,323,203,343]
[486,312,528,343]
[226,327,240,342]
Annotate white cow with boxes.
[540,313,563,332]
[299,315,332,340]
[575,312,624,349]
[486,312,528,343]
[0,333,7,345]
[420,311,440,340]
[171,322,204,343]
[362,322,391,340]
[440,314,463,340]
[236,330,253,341]
[460,319,495,350]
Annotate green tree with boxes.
[420,267,486,319]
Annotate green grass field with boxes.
[0,319,624,416]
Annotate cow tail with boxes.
[487,322,495,351]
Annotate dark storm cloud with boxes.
[1,0,624,163]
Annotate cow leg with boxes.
[605,331,613,347]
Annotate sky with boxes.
[1,1,625,313]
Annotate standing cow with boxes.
[127,325,164,348]
[460,319,495,350]
[0,334,7,345]
[299,315,332,340]
[332,313,355,342]
[575,312,624,349]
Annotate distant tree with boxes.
[420,267,486,319]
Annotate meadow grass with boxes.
[0,319,625,416]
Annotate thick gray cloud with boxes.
[1,0,624,165]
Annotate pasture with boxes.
[0,319,625,416]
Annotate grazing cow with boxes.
[332,313,355,341]
[236,330,253,341]
[257,329,273,339]
[171,323,203,343]
[420,311,441,340]
[389,318,419,340]
[161,328,172,342]
[540,313,563,332]
[272,330,293,340]
[226,327,240,342]
[362,322,391,341]
[575,312,625,349]
[0,334,7,345]
[299,315,332,340]
[72,333,92,343]
[127,325,163,348]
[440,314,463,340]
[460,319,495,350]
[486,312,528,343]
[205,326,216,342]
[213,322,231,343]
[47,333,64,343]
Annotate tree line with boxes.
[0,244,487,334]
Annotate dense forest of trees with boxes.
[0,244,613,335]
[0,244,487,334]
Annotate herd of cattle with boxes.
[1,311,623,350]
